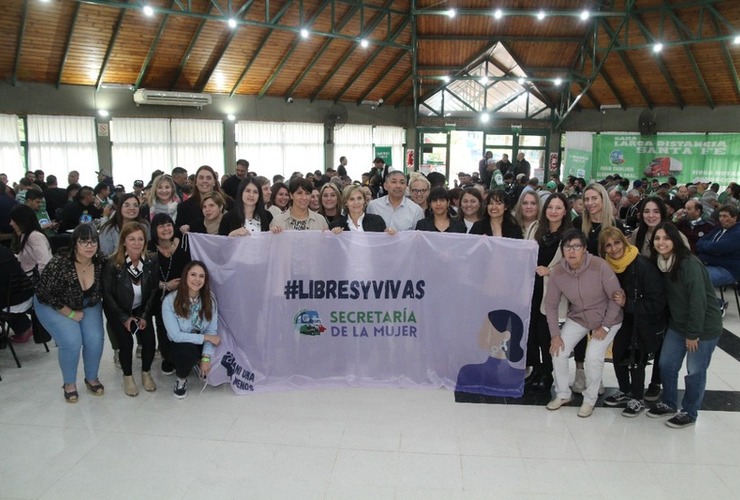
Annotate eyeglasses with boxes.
[563,244,584,251]
[77,240,98,247]
[411,189,429,195]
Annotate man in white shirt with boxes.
[367,170,423,231]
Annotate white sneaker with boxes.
[578,403,594,418]
[571,368,586,393]
[546,397,572,410]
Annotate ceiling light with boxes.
[554,77,562,86]
[480,112,490,123]
[300,28,309,39]
[446,9,456,19]
[441,75,450,83]
[653,42,663,53]
[97,109,109,118]
[480,76,489,85]
[537,11,546,21]
[580,10,590,21]
[227,114,236,121]
[517,77,525,84]
[227,18,237,28]
[143,5,154,17]
[733,35,740,45]
[493,9,503,20]
[360,39,369,48]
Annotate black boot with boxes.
[534,371,554,393]
[524,367,541,387]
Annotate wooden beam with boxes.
[12,0,29,86]
[57,2,81,88]
[95,2,128,91]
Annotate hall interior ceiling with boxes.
[0,0,738,112]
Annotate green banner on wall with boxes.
[374,146,392,166]
[592,134,740,185]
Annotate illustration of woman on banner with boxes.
[455,309,526,397]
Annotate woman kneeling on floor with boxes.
[161,261,220,399]
[544,228,623,418]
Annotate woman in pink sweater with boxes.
[544,228,623,418]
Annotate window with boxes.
[0,114,24,183]
[27,115,98,186]
[236,121,324,181]
[111,118,224,191]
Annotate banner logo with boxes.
[293,309,326,336]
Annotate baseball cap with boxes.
[133,180,144,187]
[546,181,557,189]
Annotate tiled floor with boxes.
[2,307,740,499]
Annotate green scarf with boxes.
[606,244,639,274]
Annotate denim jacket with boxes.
[161,291,218,357]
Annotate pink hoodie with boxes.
[544,252,624,337]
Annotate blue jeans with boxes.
[659,327,720,420]
[33,297,105,385]
[705,265,736,287]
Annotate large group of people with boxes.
[0,159,736,429]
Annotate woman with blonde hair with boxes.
[329,184,389,233]
[513,190,542,240]
[318,182,342,225]
[598,226,666,417]
[102,221,158,396]
[408,173,431,213]
[569,182,624,392]
[147,174,180,222]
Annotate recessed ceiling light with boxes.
[446,9,456,19]
[227,114,236,121]
[480,112,490,123]
[580,10,590,21]
[537,11,546,21]
[441,75,450,83]
[554,77,562,86]
[300,28,309,39]
[228,18,237,28]
[97,109,109,117]
[734,35,740,45]
[493,9,503,20]
[480,76,489,85]
[653,42,663,53]
[517,77,525,84]
[143,5,154,17]
[360,39,369,48]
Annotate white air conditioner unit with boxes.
[133,89,212,107]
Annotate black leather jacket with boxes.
[102,257,157,324]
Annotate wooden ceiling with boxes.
[0,0,738,113]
